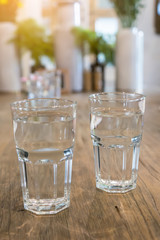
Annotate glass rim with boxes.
[10,98,77,111]
[89,92,145,102]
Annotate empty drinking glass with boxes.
[27,70,62,99]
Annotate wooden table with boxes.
[0,92,160,240]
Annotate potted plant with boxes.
[72,27,115,91]
[110,0,144,28]
[110,0,144,93]
[72,27,115,64]
[10,18,54,73]
[0,0,21,92]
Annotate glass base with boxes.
[24,198,70,215]
[96,180,137,193]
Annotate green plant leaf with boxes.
[10,18,54,67]
[110,0,144,28]
[71,26,115,64]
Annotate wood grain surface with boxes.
[0,92,160,240]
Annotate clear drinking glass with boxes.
[89,92,145,193]
[11,98,77,214]
[27,70,61,99]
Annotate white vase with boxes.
[54,1,83,92]
[116,28,144,93]
[0,22,21,92]
[54,30,83,92]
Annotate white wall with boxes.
[137,0,160,90]
[17,0,43,24]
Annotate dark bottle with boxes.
[155,0,160,34]
[91,56,105,92]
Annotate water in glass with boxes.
[13,112,75,214]
[90,108,143,193]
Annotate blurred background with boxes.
[0,0,160,97]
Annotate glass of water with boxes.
[89,92,145,193]
[11,98,77,214]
